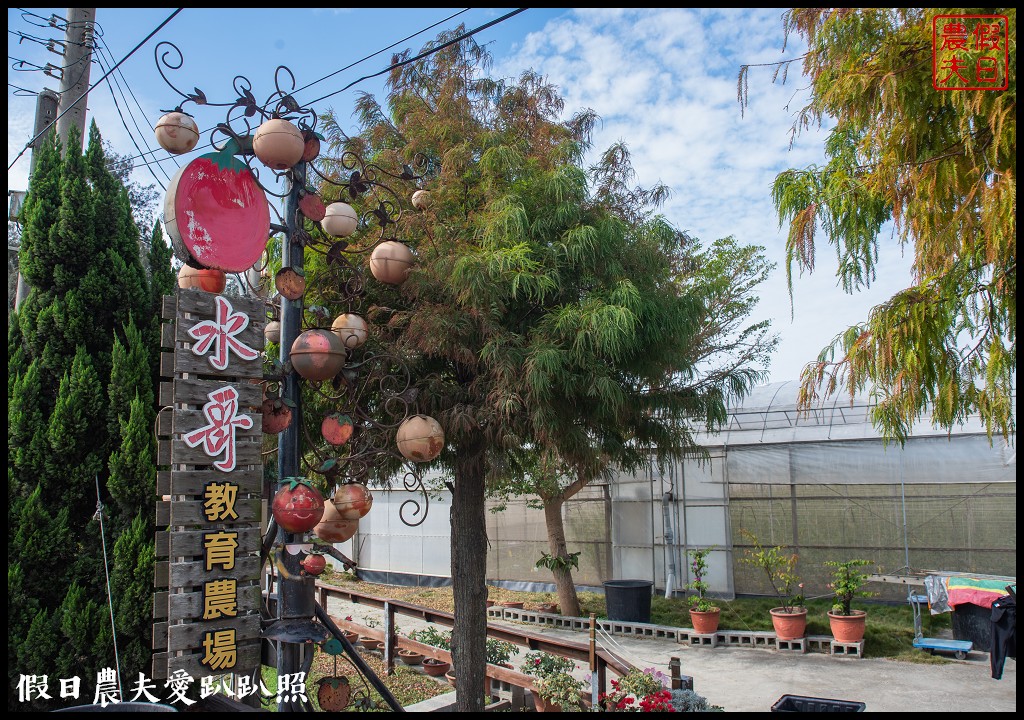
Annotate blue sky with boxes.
[7,7,915,390]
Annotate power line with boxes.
[94,34,182,177]
[92,48,170,190]
[292,8,471,98]
[306,7,529,106]
[8,8,184,171]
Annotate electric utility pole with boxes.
[56,7,96,153]
[13,88,61,311]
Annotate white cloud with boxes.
[495,8,916,384]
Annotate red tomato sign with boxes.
[167,138,270,272]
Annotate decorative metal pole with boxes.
[276,160,309,712]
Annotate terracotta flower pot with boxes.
[445,670,456,687]
[689,607,721,635]
[769,607,808,640]
[359,638,383,651]
[537,603,560,615]
[422,658,450,677]
[533,694,562,713]
[500,601,524,609]
[398,649,424,666]
[342,630,359,645]
[828,610,867,643]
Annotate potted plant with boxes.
[533,671,586,712]
[398,648,425,665]
[685,547,720,634]
[485,638,518,668]
[825,558,876,643]
[598,667,670,711]
[740,531,806,640]
[422,657,450,677]
[520,650,576,680]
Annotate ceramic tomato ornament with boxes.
[272,477,325,534]
[301,553,327,576]
[262,397,293,434]
[165,137,270,272]
[322,413,354,446]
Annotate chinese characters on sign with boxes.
[17,671,310,708]
[153,289,265,686]
[933,14,1010,90]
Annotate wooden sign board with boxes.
[153,289,266,681]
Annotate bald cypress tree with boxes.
[313,28,773,710]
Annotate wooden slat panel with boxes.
[158,440,172,466]
[159,381,174,406]
[169,557,262,590]
[167,584,262,622]
[167,614,261,652]
[160,351,175,378]
[161,322,176,349]
[171,498,261,527]
[170,440,261,468]
[166,642,260,679]
[154,591,169,619]
[157,470,171,496]
[152,652,169,680]
[177,287,266,320]
[157,411,173,438]
[156,500,170,527]
[169,526,262,558]
[171,469,262,496]
[154,560,169,587]
[153,621,168,650]
[173,350,264,380]
[156,530,169,558]
[172,378,262,409]
[173,409,261,439]
[161,294,177,320]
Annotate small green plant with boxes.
[669,688,725,712]
[535,550,581,572]
[686,547,718,612]
[740,530,804,613]
[825,558,876,615]
[534,670,586,711]
[408,625,451,650]
[485,637,518,666]
[520,650,576,678]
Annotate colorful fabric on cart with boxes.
[946,578,1013,609]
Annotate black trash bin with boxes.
[951,602,992,652]
[603,579,654,623]
[771,695,865,712]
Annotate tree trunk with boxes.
[543,496,581,618]
[451,432,488,711]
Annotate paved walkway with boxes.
[325,596,1016,713]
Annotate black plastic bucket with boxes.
[603,579,654,623]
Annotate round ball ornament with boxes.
[272,478,325,534]
[369,241,415,285]
[333,483,373,520]
[396,415,445,462]
[331,313,368,350]
[155,111,200,154]
[313,501,359,543]
[275,267,306,301]
[411,189,432,210]
[322,202,359,238]
[253,118,305,170]
[264,320,281,344]
[299,193,327,222]
[290,329,346,382]
[177,264,226,293]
